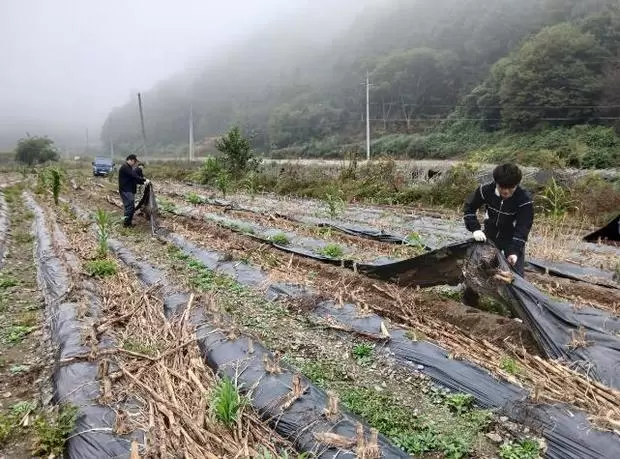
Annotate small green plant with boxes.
[445,393,474,415]
[45,167,63,205]
[13,231,34,244]
[500,356,521,375]
[270,232,290,245]
[33,404,78,457]
[318,243,344,259]
[84,259,117,277]
[537,178,579,219]
[9,364,29,375]
[322,192,345,219]
[93,209,113,258]
[440,434,471,459]
[243,171,261,200]
[185,192,205,205]
[11,401,37,417]
[499,439,542,459]
[0,273,18,290]
[216,171,232,197]
[211,377,243,428]
[158,199,178,213]
[352,343,374,363]
[404,231,426,250]
[3,325,35,345]
[123,339,159,356]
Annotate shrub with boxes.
[216,126,261,178]
[196,157,223,185]
[15,136,59,165]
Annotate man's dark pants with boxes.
[119,191,135,227]
[462,245,525,307]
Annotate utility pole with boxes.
[137,92,148,163]
[189,105,195,162]
[366,71,371,161]
[85,128,90,155]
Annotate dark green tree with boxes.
[15,136,59,165]
[215,126,260,178]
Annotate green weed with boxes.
[84,259,117,277]
[352,343,374,363]
[216,171,232,197]
[123,339,159,357]
[500,357,521,375]
[13,231,34,244]
[0,273,18,290]
[445,393,475,415]
[158,199,178,213]
[32,404,78,457]
[185,192,205,205]
[318,243,344,259]
[2,325,35,345]
[537,178,579,219]
[499,439,542,459]
[270,232,290,245]
[322,192,345,219]
[93,209,113,258]
[404,231,426,250]
[210,377,244,428]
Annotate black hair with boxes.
[493,163,522,188]
[126,154,138,161]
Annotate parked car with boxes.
[92,157,115,176]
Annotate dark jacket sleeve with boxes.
[129,166,146,184]
[507,192,534,255]
[463,185,485,232]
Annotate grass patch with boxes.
[318,243,344,259]
[352,343,374,364]
[499,439,542,459]
[2,325,36,345]
[158,199,178,213]
[185,192,205,205]
[32,404,78,457]
[210,377,244,428]
[84,259,117,277]
[13,232,34,244]
[0,273,18,290]
[500,357,522,376]
[445,393,475,415]
[269,232,290,245]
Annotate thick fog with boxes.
[0,0,376,151]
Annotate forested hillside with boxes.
[101,0,620,168]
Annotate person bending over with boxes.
[464,163,534,275]
[118,154,150,227]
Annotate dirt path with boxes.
[0,185,52,457]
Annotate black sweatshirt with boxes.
[463,182,534,255]
[118,162,146,193]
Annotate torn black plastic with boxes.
[108,237,408,459]
[26,195,136,458]
[466,243,620,389]
[584,214,620,243]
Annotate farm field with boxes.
[1,165,620,458]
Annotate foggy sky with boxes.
[0,0,374,149]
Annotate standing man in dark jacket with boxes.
[463,163,534,276]
[118,154,149,227]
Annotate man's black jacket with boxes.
[463,182,534,255]
[118,162,146,193]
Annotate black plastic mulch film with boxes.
[583,214,620,243]
[25,195,136,458]
[0,191,8,268]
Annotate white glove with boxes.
[473,230,487,242]
[507,254,518,266]
[144,179,151,186]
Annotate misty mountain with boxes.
[100,0,620,160]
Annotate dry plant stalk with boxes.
[323,391,341,422]
[568,326,592,349]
